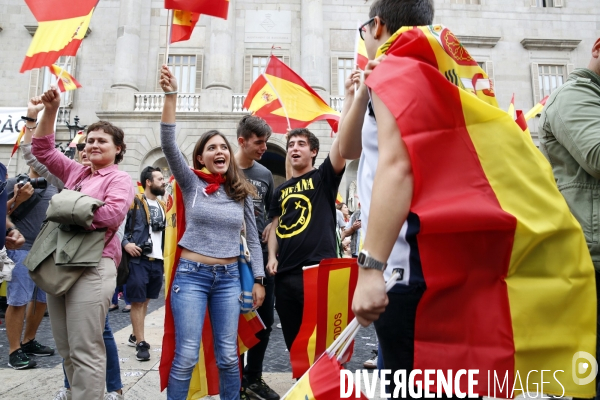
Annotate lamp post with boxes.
[64,115,86,159]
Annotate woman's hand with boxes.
[27,97,44,116]
[40,87,61,113]
[5,228,25,250]
[252,283,265,309]
[344,70,361,98]
[159,65,178,93]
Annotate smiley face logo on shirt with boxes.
[277,194,312,239]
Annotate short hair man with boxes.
[337,0,433,395]
[233,115,279,400]
[267,128,345,353]
[539,38,600,400]
[122,166,166,362]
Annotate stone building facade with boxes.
[0,0,598,206]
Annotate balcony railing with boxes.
[134,93,201,112]
[56,107,71,124]
[330,96,344,113]
[232,94,247,112]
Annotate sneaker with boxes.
[8,349,37,370]
[21,338,55,356]
[363,350,378,370]
[246,376,280,400]
[127,334,137,347]
[53,388,72,400]
[104,391,124,400]
[136,341,150,361]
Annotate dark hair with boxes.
[86,120,127,164]
[192,130,256,202]
[286,128,320,166]
[237,115,272,140]
[336,202,346,211]
[369,0,434,34]
[140,166,162,189]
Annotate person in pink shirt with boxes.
[31,87,134,400]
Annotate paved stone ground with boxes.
[0,280,379,373]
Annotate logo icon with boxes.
[572,351,598,385]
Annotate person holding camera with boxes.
[4,125,58,370]
[121,166,166,362]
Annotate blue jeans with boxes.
[167,258,241,400]
[112,285,130,306]
[63,314,122,392]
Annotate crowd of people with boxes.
[1,0,600,399]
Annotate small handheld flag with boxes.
[10,127,26,158]
[50,64,82,92]
[170,10,200,44]
[524,95,549,121]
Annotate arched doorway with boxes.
[140,147,189,182]
[257,142,286,188]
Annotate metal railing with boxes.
[134,93,201,112]
[232,94,247,112]
[330,96,344,113]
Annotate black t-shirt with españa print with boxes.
[268,155,344,275]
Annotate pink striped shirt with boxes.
[32,134,134,267]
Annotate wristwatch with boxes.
[357,250,387,271]
[254,277,266,287]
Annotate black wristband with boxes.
[21,116,36,122]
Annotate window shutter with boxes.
[282,55,290,66]
[195,54,203,92]
[156,53,165,92]
[28,69,41,100]
[485,61,494,81]
[530,0,538,6]
[243,55,252,93]
[331,56,339,96]
[553,0,563,7]
[65,56,77,107]
[531,63,541,105]
[567,63,574,76]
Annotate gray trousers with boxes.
[47,258,117,400]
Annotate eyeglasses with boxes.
[359,17,376,41]
[76,143,86,152]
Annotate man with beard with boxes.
[122,166,166,362]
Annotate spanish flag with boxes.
[290,259,358,378]
[165,0,229,20]
[524,95,549,121]
[136,181,144,194]
[10,127,26,158]
[170,10,200,44]
[49,64,82,92]
[355,29,369,71]
[368,25,596,398]
[243,56,341,134]
[21,0,98,73]
[159,177,264,398]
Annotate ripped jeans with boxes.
[167,258,241,400]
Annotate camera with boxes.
[139,239,153,256]
[151,220,165,232]
[16,174,47,190]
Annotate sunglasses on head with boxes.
[76,143,86,152]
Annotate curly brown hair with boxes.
[86,121,126,164]
[192,130,256,202]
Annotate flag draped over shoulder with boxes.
[290,259,358,378]
[159,176,264,399]
[170,10,200,44]
[243,56,340,134]
[49,64,82,91]
[165,0,229,19]
[366,25,596,398]
[21,0,98,73]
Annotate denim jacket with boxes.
[539,68,600,270]
[121,194,165,265]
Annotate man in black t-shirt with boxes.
[267,128,345,350]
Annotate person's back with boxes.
[539,62,600,269]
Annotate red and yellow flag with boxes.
[335,193,343,204]
[290,259,358,378]
[159,177,264,398]
[243,56,341,134]
[355,29,368,71]
[165,0,229,19]
[49,64,82,92]
[368,25,596,398]
[524,95,549,121]
[10,127,26,158]
[170,10,200,44]
[21,0,98,73]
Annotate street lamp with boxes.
[64,115,86,159]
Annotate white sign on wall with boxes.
[245,10,292,43]
[0,108,28,145]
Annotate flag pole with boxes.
[165,9,173,65]
[262,68,291,131]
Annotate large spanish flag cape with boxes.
[290,259,358,378]
[159,175,264,398]
[367,25,596,398]
[21,0,98,73]
[243,56,341,134]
